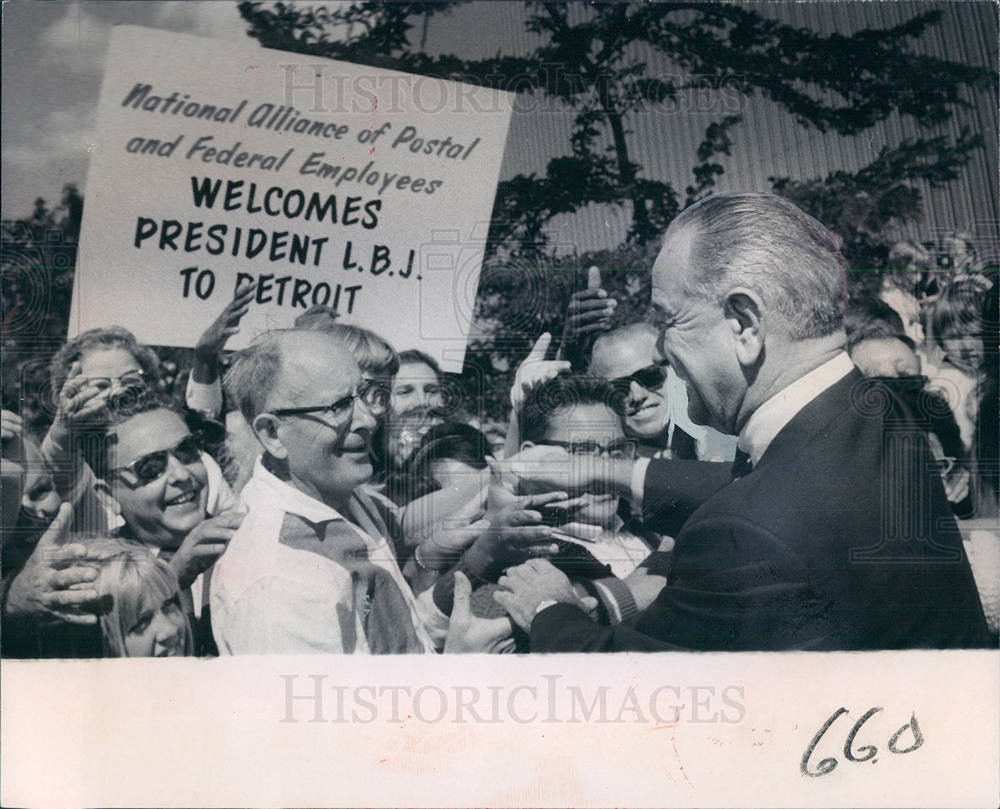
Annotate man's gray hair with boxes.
[224,331,286,424]
[669,192,847,340]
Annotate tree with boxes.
[770,128,988,272]
[239,2,994,253]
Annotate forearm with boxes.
[503,410,521,459]
[39,423,88,506]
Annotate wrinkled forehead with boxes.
[270,339,361,408]
[590,330,658,378]
[651,224,698,307]
[544,403,624,444]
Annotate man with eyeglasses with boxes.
[495,192,990,652]
[210,329,440,654]
[518,375,660,581]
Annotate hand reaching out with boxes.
[166,509,245,590]
[510,333,571,411]
[194,279,255,364]
[443,572,515,653]
[493,558,597,633]
[4,504,101,626]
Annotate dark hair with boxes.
[48,326,161,399]
[974,281,999,513]
[390,422,491,503]
[397,349,441,378]
[408,422,490,473]
[931,278,990,370]
[844,295,912,351]
[75,387,185,481]
[520,375,625,444]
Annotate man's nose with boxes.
[352,397,378,431]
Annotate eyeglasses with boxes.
[271,379,388,421]
[109,434,202,485]
[536,438,638,460]
[609,362,669,398]
[83,370,147,391]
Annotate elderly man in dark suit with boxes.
[495,192,990,651]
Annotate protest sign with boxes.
[69,26,513,371]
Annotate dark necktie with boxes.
[731,449,754,479]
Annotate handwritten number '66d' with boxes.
[800,707,924,777]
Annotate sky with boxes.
[2,2,252,217]
[3,1,996,258]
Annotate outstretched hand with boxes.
[510,333,571,411]
[443,572,515,653]
[166,508,245,589]
[4,504,102,626]
[195,279,255,363]
[493,558,597,633]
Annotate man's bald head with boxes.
[224,329,358,424]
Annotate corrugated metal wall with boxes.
[427,2,998,264]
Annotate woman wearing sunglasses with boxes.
[65,390,242,654]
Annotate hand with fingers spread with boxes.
[3,503,101,626]
[194,279,255,368]
[493,558,598,633]
[46,360,115,449]
[507,443,627,497]
[510,333,571,412]
[459,457,565,579]
[416,517,491,572]
[443,572,515,654]
[164,508,245,590]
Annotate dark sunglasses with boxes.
[271,378,389,421]
[537,438,638,460]
[110,434,202,485]
[610,362,669,398]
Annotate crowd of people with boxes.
[2,191,997,657]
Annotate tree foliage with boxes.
[239,1,994,253]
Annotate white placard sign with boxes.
[70,26,513,371]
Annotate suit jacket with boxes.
[532,370,991,651]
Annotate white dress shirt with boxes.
[211,459,437,655]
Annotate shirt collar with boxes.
[738,351,854,467]
[249,456,346,524]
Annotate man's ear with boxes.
[724,288,765,367]
[252,413,288,460]
[519,440,535,452]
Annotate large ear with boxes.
[724,287,765,368]
[252,413,288,460]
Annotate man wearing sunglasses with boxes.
[589,323,737,463]
[496,192,989,652]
